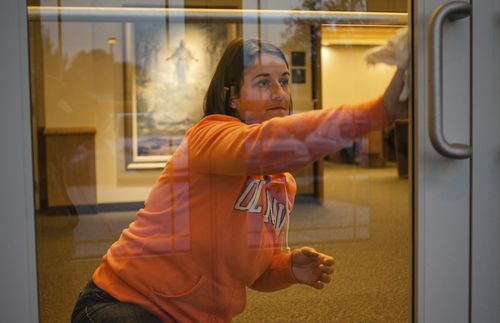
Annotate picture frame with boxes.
[291,68,306,84]
[124,20,234,169]
[291,51,306,66]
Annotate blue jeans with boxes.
[71,280,164,323]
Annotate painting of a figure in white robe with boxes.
[126,22,229,168]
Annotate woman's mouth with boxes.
[267,106,287,112]
[265,107,288,119]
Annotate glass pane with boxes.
[28,1,410,322]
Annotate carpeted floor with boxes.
[36,162,411,322]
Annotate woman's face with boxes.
[232,53,291,124]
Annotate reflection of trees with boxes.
[42,29,69,77]
[204,24,227,70]
[42,28,121,108]
[135,23,162,84]
[280,0,367,51]
[41,27,124,183]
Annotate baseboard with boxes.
[39,201,144,215]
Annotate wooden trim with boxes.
[44,127,96,135]
[312,22,324,205]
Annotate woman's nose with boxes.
[270,81,287,100]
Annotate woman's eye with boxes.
[257,79,270,88]
[280,79,289,87]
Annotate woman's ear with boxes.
[224,86,238,110]
[227,85,240,110]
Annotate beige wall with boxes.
[39,15,315,204]
[40,33,396,204]
[321,45,396,109]
[37,2,401,204]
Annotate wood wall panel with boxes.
[44,128,97,207]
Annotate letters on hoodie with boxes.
[234,178,289,231]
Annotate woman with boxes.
[72,38,406,322]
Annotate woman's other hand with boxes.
[291,247,334,289]
[383,68,409,123]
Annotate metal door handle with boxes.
[428,1,472,159]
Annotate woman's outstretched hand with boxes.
[383,68,409,123]
[291,247,334,289]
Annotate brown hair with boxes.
[203,38,291,121]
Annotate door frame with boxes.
[414,0,472,322]
[470,0,500,320]
[3,0,498,321]
[0,0,39,321]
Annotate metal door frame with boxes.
[414,0,471,321]
[470,0,500,320]
[2,0,498,321]
[0,0,39,321]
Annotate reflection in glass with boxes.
[28,1,410,322]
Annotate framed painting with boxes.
[124,20,234,169]
[291,68,306,84]
[291,51,306,66]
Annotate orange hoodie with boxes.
[92,97,389,322]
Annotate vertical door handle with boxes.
[428,1,472,159]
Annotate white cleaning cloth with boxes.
[365,28,410,101]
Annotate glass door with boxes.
[5,0,500,321]
[25,2,412,322]
[16,0,500,322]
